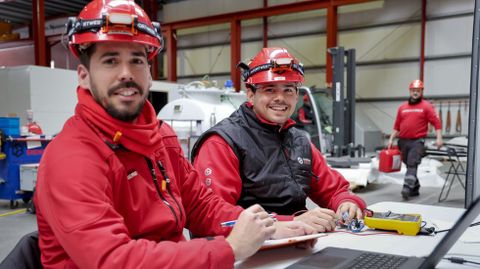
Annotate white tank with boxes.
[157,80,246,157]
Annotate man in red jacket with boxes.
[388,79,443,199]
[191,48,366,233]
[34,1,312,268]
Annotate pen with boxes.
[221,214,276,227]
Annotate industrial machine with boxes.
[293,47,382,160]
[0,117,51,209]
[157,80,246,158]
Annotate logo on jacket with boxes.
[127,170,138,180]
[297,157,311,165]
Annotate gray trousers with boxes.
[398,138,425,190]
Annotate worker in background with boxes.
[387,79,443,199]
[191,48,366,233]
[34,2,313,268]
[297,94,314,125]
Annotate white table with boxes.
[236,202,480,268]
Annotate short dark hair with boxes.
[78,44,97,70]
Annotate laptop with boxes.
[286,196,480,269]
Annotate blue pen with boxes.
[221,214,276,227]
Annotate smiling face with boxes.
[247,83,299,125]
[77,42,152,122]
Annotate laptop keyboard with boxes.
[349,252,408,269]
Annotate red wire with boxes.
[327,229,400,236]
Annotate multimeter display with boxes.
[371,212,420,222]
[364,211,422,236]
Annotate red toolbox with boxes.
[379,148,402,173]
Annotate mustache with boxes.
[108,81,143,96]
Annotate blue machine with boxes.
[0,136,50,208]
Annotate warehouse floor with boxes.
[0,171,466,262]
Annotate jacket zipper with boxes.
[144,157,179,228]
[280,141,305,202]
[157,160,184,222]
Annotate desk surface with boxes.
[236,202,480,269]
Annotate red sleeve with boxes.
[193,135,243,204]
[298,108,312,124]
[193,134,295,221]
[35,145,236,269]
[426,102,442,130]
[393,105,402,131]
[308,143,366,211]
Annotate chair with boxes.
[426,146,467,202]
[0,231,43,269]
[438,147,466,202]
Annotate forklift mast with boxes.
[328,47,356,157]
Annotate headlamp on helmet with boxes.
[102,13,138,35]
[237,48,305,86]
[66,0,163,60]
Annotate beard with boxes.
[105,98,146,122]
[408,96,422,105]
[92,81,147,122]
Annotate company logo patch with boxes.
[127,170,138,180]
[297,157,311,165]
[205,168,212,176]
[273,77,286,81]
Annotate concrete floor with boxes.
[0,174,466,262]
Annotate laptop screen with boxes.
[420,195,480,269]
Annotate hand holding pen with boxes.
[225,205,276,261]
[221,213,277,227]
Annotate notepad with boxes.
[260,233,327,250]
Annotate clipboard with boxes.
[260,233,327,250]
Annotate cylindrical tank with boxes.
[157,81,246,157]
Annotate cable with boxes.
[328,229,399,236]
[443,257,480,266]
[435,221,480,234]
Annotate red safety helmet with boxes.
[409,79,424,90]
[237,48,304,86]
[66,0,163,60]
[303,94,310,102]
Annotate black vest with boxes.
[192,104,313,215]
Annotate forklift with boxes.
[293,47,370,167]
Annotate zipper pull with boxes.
[161,180,167,191]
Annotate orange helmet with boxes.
[66,0,163,60]
[237,48,304,86]
[409,79,424,90]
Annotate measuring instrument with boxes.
[364,210,422,236]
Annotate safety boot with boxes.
[401,175,420,200]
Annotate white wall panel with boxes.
[356,63,420,99]
[424,58,471,96]
[426,16,473,55]
[163,0,262,22]
[340,25,421,61]
[427,0,474,16]
[338,0,420,28]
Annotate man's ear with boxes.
[148,67,152,89]
[246,88,255,103]
[77,64,91,89]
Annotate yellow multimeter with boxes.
[364,210,422,236]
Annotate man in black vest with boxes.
[192,48,366,233]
